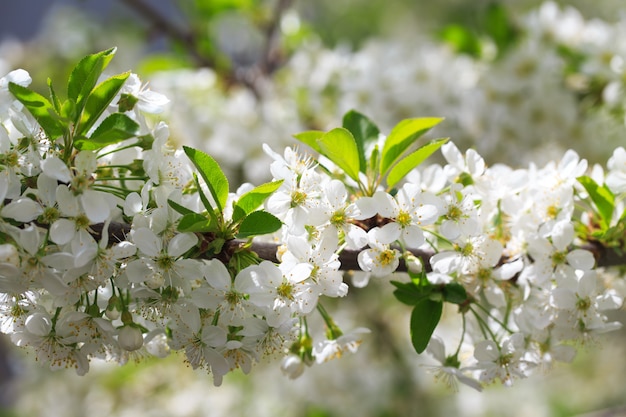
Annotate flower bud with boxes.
[105,295,123,320]
[280,354,305,379]
[145,271,165,289]
[118,325,144,351]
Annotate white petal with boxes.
[1,198,42,222]
[133,228,162,257]
[40,156,72,183]
[566,249,595,271]
[124,192,143,216]
[202,259,231,291]
[551,288,576,309]
[125,259,153,283]
[25,313,52,337]
[371,223,400,245]
[50,218,76,245]
[41,252,76,271]
[168,233,198,257]
[81,190,110,223]
[75,151,97,175]
[473,340,499,362]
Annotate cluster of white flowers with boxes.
[131,1,626,187]
[0,31,626,393]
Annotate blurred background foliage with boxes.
[2,1,626,416]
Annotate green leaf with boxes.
[386,138,448,188]
[235,180,284,217]
[74,113,139,150]
[342,110,380,173]
[236,210,282,238]
[76,72,130,137]
[391,280,431,306]
[167,199,196,216]
[183,146,229,212]
[47,78,61,112]
[177,213,215,233]
[485,3,518,56]
[578,175,615,229]
[439,24,482,57]
[117,93,139,113]
[317,128,361,181]
[410,298,443,354]
[380,117,443,176]
[68,47,117,115]
[442,282,468,305]
[293,130,324,153]
[8,82,65,139]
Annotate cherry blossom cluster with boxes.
[0,48,624,392]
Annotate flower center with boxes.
[377,250,396,266]
[291,190,307,207]
[446,204,463,222]
[277,281,295,300]
[330,210,346,227]
[156,255,175,271]
[397,210,411,227]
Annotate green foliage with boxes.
[294,112,445,195]
[380,117,444,176]
[68,47,117,116]
[236,210,282,238]
[410,298,443,354]
[8,47,146,158]
[76,71,130,137]
[178,213,216,233]
[235,180,284,217]
[578,176,615,231]
[183,146,230,212]
[439,24,483,57]
[317,128,361,181]
[292,131,324,153]
[7,83,65,139]
[386,138,448,188]
[75,113,140,150]
[392,270,468,355]
[342,110,380,174]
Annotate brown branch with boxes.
[118,0,217,69]
[93,221,626,272]
[258,0,294,75]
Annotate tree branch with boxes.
[118,0,217,69]
[94,221,626,273]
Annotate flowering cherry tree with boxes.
[0,47,624,391]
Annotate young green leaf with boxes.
[68,47,117,115]
[183,146,229,212]
[317,127,361,181]
[342,110,380,173]
[236,210,282,238]
[442,282,469,305]
[177,212,215,233]
[47,78,61,112]
[293,130,324,153]
[386,138,448,188]
[8,82,65,139]
[410,298,443,354]
[168,199,195,216]
[76,72,130,137]
[578,175,615,230]
[380,117,444,176]
[391,280,432,306]
[74,113,139,150]
[235,180,284,216]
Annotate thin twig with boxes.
[118,0,216,69]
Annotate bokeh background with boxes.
[2,1,626,416]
